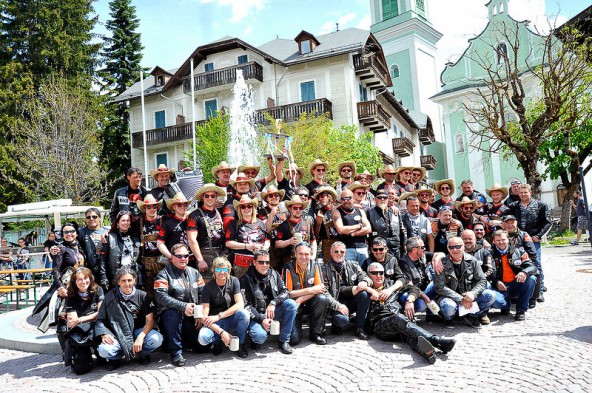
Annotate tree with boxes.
[99,0,146,199]
[462,20,592,198]
[14,75,109,204]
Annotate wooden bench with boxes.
[0,288,13,312]
[15,279,52,285]
[0,285,35,310]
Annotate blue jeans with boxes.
[399,282,436,313]
[198,309,249,346]
[439,289,496,320]
[345,247,369,266]
[331,290,370,329]
[492,275,537,313]
[533,241,544,284]
[160,308,205,357]
[248,299,298,344]
[97,328,163,360]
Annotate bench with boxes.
[0,285,35,311]
[15,279,52,285]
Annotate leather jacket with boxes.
[78,226,108,285]
[398,253,431,291]
[368,281,420,331]
[104,231,141,287]
[509,199,552,239]
[367,206,406,252]
[401,213,430,244]
[489,245,537,287]
[321,260,371,311]
[433,252,487,303]
[508,229,538,266]
[240,265,289,324]
[361,253,404,287]
[468,244,494,280]
[109,185,149,222]
[154,264,204,315]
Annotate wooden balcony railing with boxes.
[255,98,333,124]
[357,100,391,133]
[418,127,436,145]
[420,154,437,170]
[182,61,263,93]
[392,137,415,157]
[131,121,206,148]
[353,54,390,89]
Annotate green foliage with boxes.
[184,113,231,183]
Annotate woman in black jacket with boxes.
[103,211,140,288]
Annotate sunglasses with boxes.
[474,228,485,232]
[354,191,366,195]
[256,260,271,266]
[369,271,384,276]
[175,203,189,207]
[86,215,99,220]
[203,194,217,199]
[414,246,426,250]
[63,230,76,235]
[332,250,345,254]
[376,196,388,200]
[372,248,385,252]
[402,171,412,175]
[291,206,304,211]
[341,196,353,201]
[244,170,257,175]
[297,194,309,198]
[341,169,352,172]
[267,193,280,198]
[448,244,463,250]
[215,267,229,273]
[315,169,326,173]
[145,205,158,210]
[440,187,451,190]
[173,254,189,259]
[240,205,253,210]
[418,193,430,197]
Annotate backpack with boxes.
[63,322,94,375]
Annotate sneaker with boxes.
[570,240,578,245]
[444,319,455,329]
[529,299,537,309]
[354,328,370,340]
[537,293,545,303]
[461,316,481,329]
[479,314,490,325]
[500,308,511,316]
[138,354,151,365]
[541,285,547,292]
[514,311,526,321]
[171,354,185,367]
[106,359,120,371]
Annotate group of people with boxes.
[31,157,557,373]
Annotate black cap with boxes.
[502,215,517,222]
[375,189,388,198]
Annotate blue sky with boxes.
[93,0,589,73]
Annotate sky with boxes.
[93,0,589,75]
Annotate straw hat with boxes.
[486,183,509,199]
[412,167,427,181]
[211,161,236,178]
[166,193,190,211]
[137,194,163,213]
[261,185,285,200]
[454,196,478,211]
[378,164,396,177]
[434,179,455,194]
[314,186,338,201]
[399,192,416,202]
[150,164,175,181]
[237,163,261,175]
[282,163,305,178]
[308,159,329,176]
[284,195,310,209]
[348,181,370,193]
[232,194,259,210]
[414,186,435,197]
[337,161,357,177]
[194,183,226,202]
[394,166,414,181]
[230,172,256,188]
[355,170,376,182]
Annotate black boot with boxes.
[430,335,456,353]
[236,344,248,358]
[413,336,436,364]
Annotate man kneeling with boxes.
[367,263,455,364]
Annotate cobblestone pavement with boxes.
[0,245,591,393]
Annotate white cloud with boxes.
[199,0,266,23]
[319,12,357,35]
[356,14,371,30]
[243,26,253,36]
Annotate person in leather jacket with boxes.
[109,167,149,223]
[398,237,438,313]
[104,212,140,289]
[489,231,537,321]
[154,244,207,366]
[241,250,297,354]
[78,208,109,289]
[366,189,406,258]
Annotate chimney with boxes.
[336,23,339,32]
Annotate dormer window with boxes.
[294,30,320,55]
[156,75,164,86]
[151,66,173,87]
[301,40,311,54]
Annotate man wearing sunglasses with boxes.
[157,194,191,264]
[79,207,109,288]
[305,159,329,212]
[275,196,317,268]
[335,161,356,200]
[431,206,463,253]
[238,158,280,198]
[432,179,455,211]
[134,195,165,299]
[433,237,495,328]
[366,189,405,258]
[332,189,371,266]
[241,250,297,354]
[321,241,375,340]
[109,167,149,223]
[366,262,456,364]
[361,237,402,286]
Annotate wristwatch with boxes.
[270,300,277,306]
[407,299,414,303]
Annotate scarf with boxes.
[118,287,136,301]
[332,261,344,272]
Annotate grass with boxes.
[546,229,576,246]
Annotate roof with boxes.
[112,68,178,102]
[379,89,418,129]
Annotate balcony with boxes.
[353,54,390,90]
[420,154,437,170]
[357,100,391,133]
[131,121,206,148]
[392,137,415,157]
[182,61,263,94]
[419,127,436,145]
[255,98,333,124]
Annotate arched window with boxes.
[455,134,465,153]
[390,64,400,79]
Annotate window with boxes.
[496,43,507,65]
[382,0,399,20]
[204,99,217,119]
[455,134,465,153]
[300,81,315,102]
[237,55,248,64]
[359,83,368,102]
[156,75,164,86]
[155,153,168,168]
[416,0,424,11]
[300,40,311,54]
[392,123,398,137]
[204,63,214,72]
[390,64,400,79]
[154,110,165,128]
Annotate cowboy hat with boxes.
[411,167,427,181]
[261,185,285,200]
[355,170,376,182]
[434,179,456,194]
[237,163,261,175]
[398,192,416,202]
[378,164,396,177]
[282,163,305,178]
[486,183,509,199]
[166,193,190,211]
[337,161,357,177]
[137,194,163,213]
[211,161,236,178]
[314,186,338,201]
[414,186,435,197]
[394,166,414,181]
[284,195,310,209]
[454,196,478,211]
[232,194,258,210]
[150,164,175,181]
[230,172,256,188]
[194,183,226,202]
[348,181,370,193]
[308,159,329,176]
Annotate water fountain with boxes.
[227,70,259,168]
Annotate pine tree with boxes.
[99,0,146,198]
